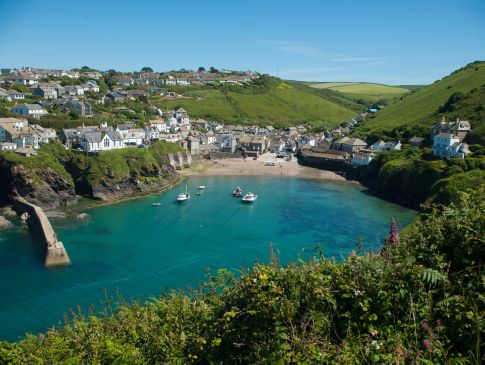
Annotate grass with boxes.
[308,82,410,103]
[151,77,361,128]
[355,61,485,135]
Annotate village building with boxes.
[351,151,376,166]
[432,133,469,159]
[0,88,24,101]
[80,131,124,152]
[339,137,367,154]
[371,140,402,151]
[106,91,126,102]
[0,142,17,151]
[32,85,58,99]
[114,76,134,86]
[10,104,48,119]
[62,100,93,116]
[431,117,471,142]
[409,136,425,147]
[239,135,268,156]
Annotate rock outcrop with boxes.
[0,215,12,230]
[0,159,77,210]
[90,164,178,201]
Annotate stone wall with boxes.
[168,151,205,169]
[13,197,70,267]
[209,151,243,160]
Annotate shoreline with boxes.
[180,152,352,182]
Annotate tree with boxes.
[141,67,153,73]
[209,66,218,73]
[198,66,206,72]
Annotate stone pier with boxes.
[14,197,70,267]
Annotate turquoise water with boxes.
[0,176,416,341]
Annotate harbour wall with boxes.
[209,151,243,160]
[13,197,70,267]
[168,151,204,169]
[297,151,352,172]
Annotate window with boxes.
[104,138,110,148]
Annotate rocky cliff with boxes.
[0,142,184,210]
[0,158,77,210]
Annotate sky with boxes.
[1,0,484,85]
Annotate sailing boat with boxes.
[233,186,243,197]
[177,185,191,202]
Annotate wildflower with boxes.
[389,218,400,246]
[423,339,431,351]
[370,331,376,337]
[421,322,429,330]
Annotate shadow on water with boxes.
[94,226,111,236]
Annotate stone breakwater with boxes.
[13,197,70,267]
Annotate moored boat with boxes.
[151,203,161,206]
[242,192,257,202]
[233,186,243,197]
[198,185,206,189]
[177,185,191,202]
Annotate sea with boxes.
[0,176,416,341]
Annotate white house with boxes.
[144,127,160,140]
[432,133,469,158]
[371,140,402,151]
[159,133,181,143]
[10,104,48,119]
[351,151,375,166]
[0,142,17,150]
[176,78,190,86]
[80,131,124,152]
[1,89,25,101]
[120,128,144,145]
[149,121,169,133]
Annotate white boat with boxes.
[177,185,191,202]
[265,159,276,166]
[151,203,161,206]
[233,186,243,197]
[198,185,206,189]
[242,192,257,202]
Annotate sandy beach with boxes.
[181,152,347,181]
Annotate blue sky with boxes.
[1,0,484,84]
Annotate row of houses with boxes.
[114,71,257,86]
[0,117,56,152]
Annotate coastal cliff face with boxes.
[88,164,178,201]
[0,158,77,209]
[0,142,184,209]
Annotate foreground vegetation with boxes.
[0,190,483,364]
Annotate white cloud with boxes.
[260,40,327,58]
[279,66,344,77]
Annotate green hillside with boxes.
[354,61,485,140]
[309,82,410,103]
[151,76,361,128]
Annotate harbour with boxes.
[0,176,416,341]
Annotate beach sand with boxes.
[181,152,347,181]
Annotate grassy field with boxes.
[151,77,361,128]
[309,82,410,103]
[353,61,485,139]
